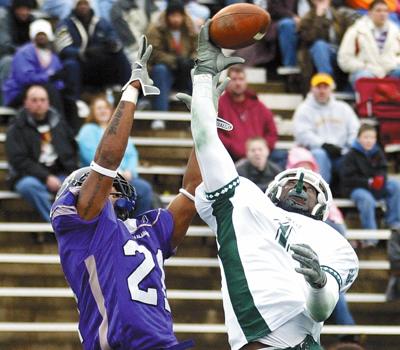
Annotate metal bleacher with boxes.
[0,69,399,349]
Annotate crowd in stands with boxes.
[0,0,398,237]
[0,0,399,346]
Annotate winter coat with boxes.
[340,140,388,198]
[5,107,77,187]
[2,43,64,105]
[297,6,357,88]
[146,11,197,70]
[55,9,122,60]
[236,159,282,192]
[218,90,278,161]
[338,16,400,78]
[293,93,360,152]
[299,7,353,48]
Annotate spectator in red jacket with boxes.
[217,64,287,168]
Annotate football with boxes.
[209,3,271,50]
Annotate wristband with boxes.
[121,85,139,104]
[90,161,118,178]
[179,188,195,202]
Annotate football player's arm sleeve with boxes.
[306,273,339,322]
[191,74,238,193]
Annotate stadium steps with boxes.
[0,77,399,348]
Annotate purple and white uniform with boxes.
[51,186,179,350]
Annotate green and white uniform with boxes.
[195,177,359,350]
[190,73,358,350]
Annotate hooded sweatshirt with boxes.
[293,93,360,153]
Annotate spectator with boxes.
[0,0,37,104]
[110,0,157,63]
[338,0,400,88]
[293,73,360,184]
[77,95,154,216]
[5,85,77,222]
[236,137,282,192]
[218,64,287,168]
[298,0,355,83]
[341,123,400,246]
[286,146,357,332]
[146,0,197,112]
[269,0,311,68]
[3,19,64,110]
[54,0,131,100]
[346,0,400,25]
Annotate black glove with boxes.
[322,143,342,159]
[49,68,67,82]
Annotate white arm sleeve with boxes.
[191,74,238,193]
[306,273,339,322]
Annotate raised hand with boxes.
[194,20,244,76]
[122,35,160,96]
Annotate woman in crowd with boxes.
[76,95,154,216]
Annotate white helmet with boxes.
[265,167,333,221]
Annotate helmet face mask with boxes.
[265,168,332,221]
[57,167,137,220]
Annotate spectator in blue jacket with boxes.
[76,95,154,216]
[3,19,64,109]
[54,0,131,100]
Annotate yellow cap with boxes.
[311,73,334,87]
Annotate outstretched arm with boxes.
[191,21,244,193]
[77,36,159,220]
[168,74,231,249]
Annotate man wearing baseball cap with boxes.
[293,73,360,185]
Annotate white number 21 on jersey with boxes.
[123,240,171,311]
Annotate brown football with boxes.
[209,3,271,50]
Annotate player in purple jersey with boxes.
[50,36,201,350]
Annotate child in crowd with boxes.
[341,124,400,246]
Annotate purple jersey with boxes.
[51,186,178,350]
